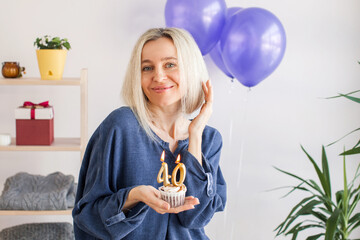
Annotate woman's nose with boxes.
[153,67,166,82]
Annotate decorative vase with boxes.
[36,49,67,80]
[2,62,20,78]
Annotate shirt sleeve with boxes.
[176,129,227,229]
[72,124,150,239]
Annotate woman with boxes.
[73,28,226,239]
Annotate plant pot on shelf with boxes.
[36,49,67,80]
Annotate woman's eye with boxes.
[142,66,152,71]
[165,63,176,68]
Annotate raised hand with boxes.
[187,80,213,164]
[188,80,213,136]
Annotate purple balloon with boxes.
[209,41,233,78]
[221,7,286,87]
[227,7,243,19]
[209,7,242,78]
[165,0,227,55]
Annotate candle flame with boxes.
[160,150,165,162]
[175,154,181,164]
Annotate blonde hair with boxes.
[121,28,209,140]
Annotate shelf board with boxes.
[0,78,81,86]
[0,209,72,216]
[0,138,81,151]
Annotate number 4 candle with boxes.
[157,150,171,186]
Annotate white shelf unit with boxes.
[0,69,88,216]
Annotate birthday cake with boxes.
[159,184,187,208]
[157,151,187,208]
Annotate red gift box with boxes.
[15,101,54,145]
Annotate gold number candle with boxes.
[172,154,186,187]
[157,150,171,186]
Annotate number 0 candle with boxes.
[157,150,171,186]
[172,154,186,187]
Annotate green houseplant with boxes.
[274,64,360,240]
[274,145,360,240]
[34,35,71,80]
[34,35,71,50]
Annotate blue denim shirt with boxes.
[72,107,226,239]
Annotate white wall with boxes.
[1,0,359,239]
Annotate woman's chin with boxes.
[150,100,181,109]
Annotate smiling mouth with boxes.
[152,86,174,92]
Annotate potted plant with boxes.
[34,35,71,80]
[274,145,360,240]
[274,66,360,240]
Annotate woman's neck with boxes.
[148,103,189,141]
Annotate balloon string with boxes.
[226,84,251,240]
[227,78,235,95]
[228,78,235,148]
[236,88,250,186]
[224,78,235,239]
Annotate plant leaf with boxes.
[353,138,360,148]
[309,180,326,196]
[349,164,360,188]
[63,42,71,50]
[306,233,324,240]
[326,90,360,100]
[274,196,316,234]
[348,189,360,219]
[281,200,323,235]
[297,200,322,215]
[301,146,331,201]
[310,210,328,222]
[335,190,344,206]
[288,223,324,239]
[293,224,324,233]
[342,152,348,217]
[327,128,360,147]
[324,208,341,240]
[349,218,360,233]
[274,167,320,194]
[321,146,332,198]
[349,212,360,227]
[340,147,360,156]
[339,93,360,104]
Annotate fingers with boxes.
[164,197,200,214]
[140,186,170,214]
[185,197,200,206]
[148,198,170,214]
[188,80,213,135]
[202,80,213,104]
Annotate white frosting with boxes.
[160,186,180,192]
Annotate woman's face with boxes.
[141,37,182,108]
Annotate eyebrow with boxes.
[141,57,177,64]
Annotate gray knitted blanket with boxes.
[0,172,76,210]
[0,222,74,240]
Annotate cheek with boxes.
[170,71,181,86]
[141,76,150,89]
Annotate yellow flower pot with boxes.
[36,49,67,80]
